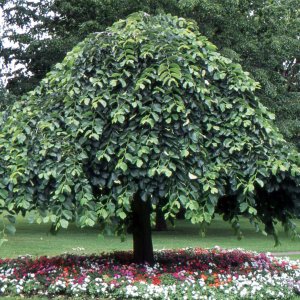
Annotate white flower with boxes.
[240,288,248,297]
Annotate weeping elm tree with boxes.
[0,13,300,264]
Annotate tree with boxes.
[2,0,299,98]
[0,0,163,95]
[273,92,300,149]
[0,13,299,264]
[0,83,15,112]
[1,0,299,149]
[0,0,300,149]
[178,0,300,149]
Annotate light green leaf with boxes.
[60,219,69,229]
[255,178,264,187]
[136,159,143,168]
[119,211,126,220]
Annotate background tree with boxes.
[0,83,15,112]
[179,0,300,149]
[0,13,299,264]
[1,0,299,148]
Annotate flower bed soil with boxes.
[0,247,299,299]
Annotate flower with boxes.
[152,276,161,285]
[0,247,299,299]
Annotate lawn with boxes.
[1,215,299,259]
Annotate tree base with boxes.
[132,194,154,265]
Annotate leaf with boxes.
[136,159,143,168]
[272,164,278,175]
[211,187,218,194]
[204,212,211,222]
[239,202,248,212]
[99,99,107,108]
[248,206,257,215]
[223,138,232,147]
[268,112,275,120]
[6,215,16,224]
[255,178,264,187]
[6,224,16,235]
[125,152,134,162]
[164,169,172,177]
[158,63,168,75]
[206,203,214,214]
[119,78,127,87]
[117,161,128,172]
[17,133,26,143]
[203,184,210,192]
[63,185,72,194]
[110,80,118,87]
[85,218,95,227]
[148,168,156,177]
[117,115,125,123]
[151,112,159,122]
[99,209,108,219]
[84,98,90,105]
[188,173,198,180]
[62,210,73,220]
[60,219,69,229]
[247,183,255,192]
[19,200,30,209]
[0,190,8,199]
[181,149,189,157]
[119,211,126,220]
[279,164,287,171]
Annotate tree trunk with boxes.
[155,205,167,231]
[132,193,154,265]
[177,207,186,219]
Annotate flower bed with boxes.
[0,247,299,299]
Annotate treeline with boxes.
[0,0,299,148]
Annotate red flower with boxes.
[201,274,208,281]
[152,276,161,285]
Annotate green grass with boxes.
[289,255,300,260]
[1,215,299,259]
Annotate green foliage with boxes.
[1,0,299,147]
[177,0,300,149]
[0,13,299,241]
[1,0,162,95]
[273,92,300,149]
[0,85,16,112]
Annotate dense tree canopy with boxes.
[0,13,299,262]
[1,0,299,148]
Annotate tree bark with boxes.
[132,193,154,265]
[155,205,167,231]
